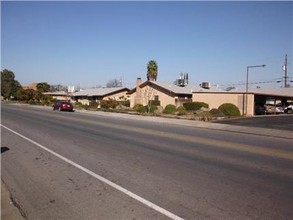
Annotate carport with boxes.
[193,87,293,116]
[253,88,293,114]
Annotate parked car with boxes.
[275,103,285,114]
[264,104,284,114]
[53,101,73,111]
[284,104,293,114]
[255,105,266,115]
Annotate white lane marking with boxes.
[1,124,184,220]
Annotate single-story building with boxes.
[193,87,293,116]
[43,76,292,116]
[72,87,130,105]
[43,91,71,101]
[128,78,222,108]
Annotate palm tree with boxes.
[147,60,158,81]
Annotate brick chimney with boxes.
[134,77,143,105]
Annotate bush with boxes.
[163,104,177,114]
[218,103,241,116]
[83,105,89,110]
[88,101,99,110]
[176,106,186,115]
[209,108,225,117]
[16,89,34,102]
[74,102,85,109]
[154,106,163,114]
[196,111,213,121]
[183,102,209,111]
[133,104,147,113]
[149,105,158,113]
[41,95,54,106]
[74,102,83,106]
[100,99,119,109]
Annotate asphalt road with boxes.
[1,104,293,220]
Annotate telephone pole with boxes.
[284,54,288,88]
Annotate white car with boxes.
[264,104,284,114]
[284,105,293,114]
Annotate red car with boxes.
[53,101,74,111]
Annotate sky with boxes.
[1,1,293,89]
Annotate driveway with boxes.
[214,115,293,131]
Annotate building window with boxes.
[154,95,159,101]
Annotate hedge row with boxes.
[75,100,241,117]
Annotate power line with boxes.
[214,77,293,87]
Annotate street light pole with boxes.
[245,64,266,116]
[283,54,288,88]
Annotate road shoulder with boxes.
[1,181,25,220]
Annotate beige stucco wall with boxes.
[130,84,176,108]
[75,98,90,105]
[129,81,258,115]
[158,91,176,107]
[52,95,70,101]
[129,93,136,108]
[74,90,129,106]
[193,93,255,116]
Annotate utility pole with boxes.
[245,64,266,116]
[283,54,288,88]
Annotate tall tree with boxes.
[1,69,21,99]
[36,82,50,93]
[147,60,158,81]
[16,89,35,102]
[106,78,122,88]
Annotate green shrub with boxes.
[149,105,158,113]
[83,105,89,110]
[163,104,177,114]
[176,106,186,115]
[133,104,147,113]
[73,102,85,109]
[218,103,241,116]
[183,102,209,111]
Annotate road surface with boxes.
[214,115,293,131]
[1,104,293,220]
